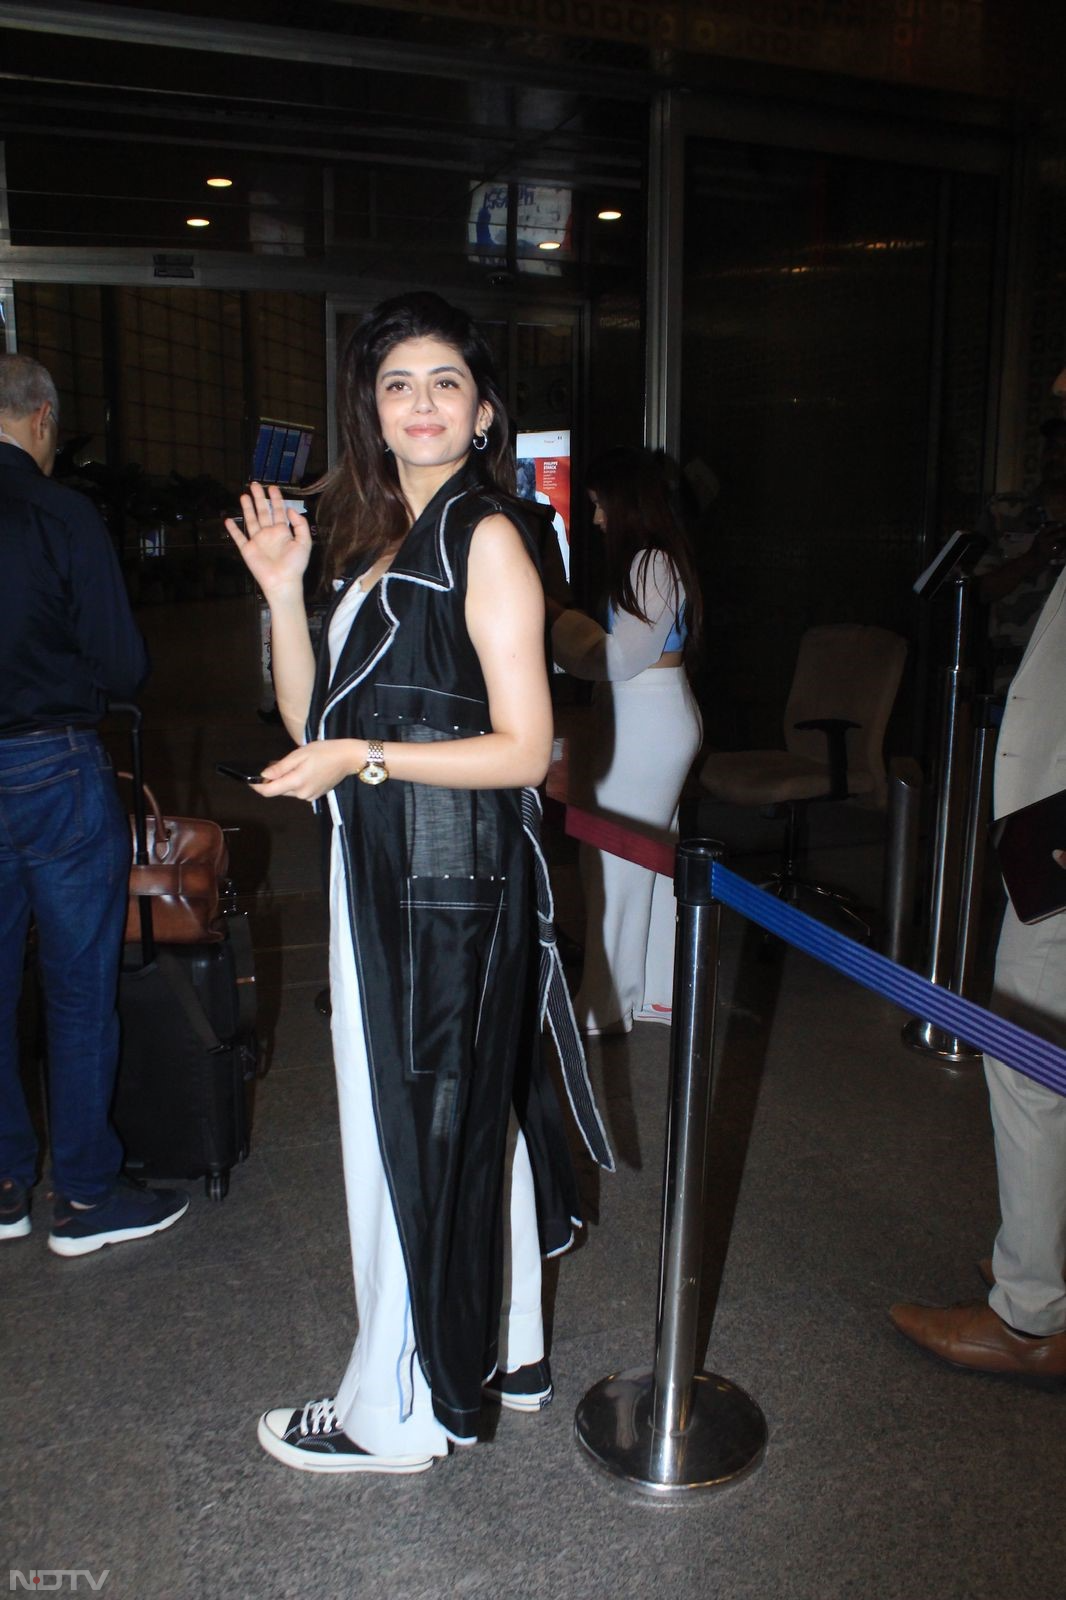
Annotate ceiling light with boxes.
[206,177,233,188]
[538,240,561,251]
[597,209,622,221]
[186,217,210,228]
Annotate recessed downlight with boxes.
[597,209,622,221]
[186,217,210,228]
[538,240,562,251]
[206,177,233,189]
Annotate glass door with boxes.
[677,136,1001,748]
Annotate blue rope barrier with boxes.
[709,863,1066,1098]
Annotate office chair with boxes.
[699,624,907,938]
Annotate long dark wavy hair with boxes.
[586,447,703,656]
[315,291,513,581]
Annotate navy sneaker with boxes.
[0,1179,31,1240]
[257,1398,434,1475]
[48,1177,189,1258]
[483,1358,554,1412]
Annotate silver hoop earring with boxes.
[472,432,488,452]
[383,443,392,455]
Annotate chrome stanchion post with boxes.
[650,842,723,1452]
[574,840,767,1497]
[881,756,923,966]
[916,695,996,1060]
[904,571,978,1062]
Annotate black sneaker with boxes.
[48,1177,189,1257]
[257,1398,435,1474]
[483,1358,554,1412]
[0,1179,31,1240]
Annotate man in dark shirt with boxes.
[0,353,187,1255]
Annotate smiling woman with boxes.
[314,292,516,582]
[375,340,494,476]
[224,290,612,1477]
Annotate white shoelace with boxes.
[298,1398,339,1437]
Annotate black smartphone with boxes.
[216,761,266,784]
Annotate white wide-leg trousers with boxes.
[327,830,545,1455]
[984,898,1066,1335]
[572,666,702,1033]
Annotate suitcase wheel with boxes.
[205,1170,229,1202]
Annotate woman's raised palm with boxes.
[225,481,312,599]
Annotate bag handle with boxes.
[116,772,173,863]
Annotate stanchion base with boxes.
[574,1369,767,1497]
[902,1017,982,1064]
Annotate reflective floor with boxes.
[5,595,1064,1600]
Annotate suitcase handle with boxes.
[109,701,155,962]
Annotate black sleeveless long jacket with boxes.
[306,460,612,1441]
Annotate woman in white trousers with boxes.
[323,581,550,1463]
[224,292,584,1474]
[551,449,703,1035]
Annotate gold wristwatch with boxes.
[357,739,389,786]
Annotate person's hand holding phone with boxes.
[216,761,265,785]
[251,741,363,803]
[218,745,364,803]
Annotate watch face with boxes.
[358,760,388,786]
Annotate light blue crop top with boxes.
[606,597,688,655]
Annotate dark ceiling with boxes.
[2,0,1063,268]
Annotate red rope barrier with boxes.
[543,791,677,878]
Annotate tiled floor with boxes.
[5,595,1064,1600]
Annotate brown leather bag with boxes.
[119,774,230,944]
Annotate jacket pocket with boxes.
[400,876,507,1105]
[371,682,491,736]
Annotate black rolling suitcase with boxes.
[110,704,259,1201]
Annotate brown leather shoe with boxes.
[888,1299,1066,1379]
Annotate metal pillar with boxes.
[644,89,684,458]
[903,573,979,1062]
[574,840,766,1496]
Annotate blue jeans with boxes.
[0,728,130,1201]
